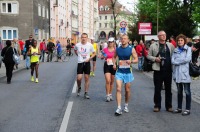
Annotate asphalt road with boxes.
[0,56,200,132]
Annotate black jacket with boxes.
[1,46,16,64]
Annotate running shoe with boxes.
[109,94,113,101]
[92,73,95,77]
[90,72,93,76]
[84,93,90,99]
[106,95,110,102]
[124,106,129,113]
[31,76,34,82]
[77,87,81,96]
[115,108,122,116]
[35,78,39,83]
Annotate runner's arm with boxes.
[131,48,138,64]
[37,47,41,55]
[112,50,117,70]
[27,47,31,56]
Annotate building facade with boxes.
[98,0,131,41]
[0,0,50,43]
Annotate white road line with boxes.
[72,81,77,93]
[59,101,73,132]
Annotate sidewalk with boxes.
[132,64,200,104]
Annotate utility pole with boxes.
[157,0,159,33]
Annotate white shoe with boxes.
[115,108,122,116]
[124,106,129,113]
[106,96,110,102]
[109,94,113,101]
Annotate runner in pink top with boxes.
[101,38,116,102]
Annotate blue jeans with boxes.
[26,55,30,68]
[176,83,191,110]
[138,56,144,70]
[39,50,45,62]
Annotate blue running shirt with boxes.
[116,45,133,73]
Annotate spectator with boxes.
[170,36,176,48]
[1,40,17,84]
[172,34,192,116]
[147,30,175,112]
[191,36,200,64]
[13,38,21,69]
[19,39,25,60]
[47,38,55,62]
[39,39,46,62]
[135,40,147,71]
[25,35,34,69]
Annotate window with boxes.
[99,23,101,28]
[99,5,104,11]
[110,23,113,28]
[38,4,41,16]
[1,2,18,14]
[1,28,18,40]
[111,16,113,20]
[105,16,107,20]
[42,6,45,17]
[99,16,101,20]
[105,23,107,28]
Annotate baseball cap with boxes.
[108,37,115,42]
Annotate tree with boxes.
[135,0,197,38]
[110,0,119,39]
[192,0,200,23]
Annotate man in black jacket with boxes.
[25,35,34,69]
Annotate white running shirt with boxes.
[74,42,94,63]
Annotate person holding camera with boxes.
[147,30,175,112]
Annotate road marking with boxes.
[72,81,77,93]
[59,101,73,132]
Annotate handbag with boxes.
[13,48,20,64]
[189,61,200,77]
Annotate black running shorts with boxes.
[31,62,39,68]
[92,55,97,61]
[103,62,116,75]
[77,62,91,74]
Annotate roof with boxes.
[98,0,124,14]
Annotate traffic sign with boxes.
[120,21,127,28]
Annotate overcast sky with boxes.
[118,0,138,12]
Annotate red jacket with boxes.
[19,40,24,50]
[40,42,46,50]
[170,40,176,48]
[135,44,148,57]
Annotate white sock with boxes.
[118,106,121,109]
[125,103,128,107]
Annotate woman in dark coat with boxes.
[1,40,16,84]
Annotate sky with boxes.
[118,0,138,12]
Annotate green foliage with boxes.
[128,0,198,40]
[192,0,200,23]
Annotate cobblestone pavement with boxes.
[132,63,200,104]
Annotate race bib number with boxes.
[106,58,113,65]
[119,60,130,68]
[82,55,87,60]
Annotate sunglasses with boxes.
[108,41,113,43]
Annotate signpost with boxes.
[138,23,152,35]
[119,21,127,34]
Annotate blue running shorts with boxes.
[115,72,134,83]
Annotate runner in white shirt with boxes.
[74,33,96,99]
